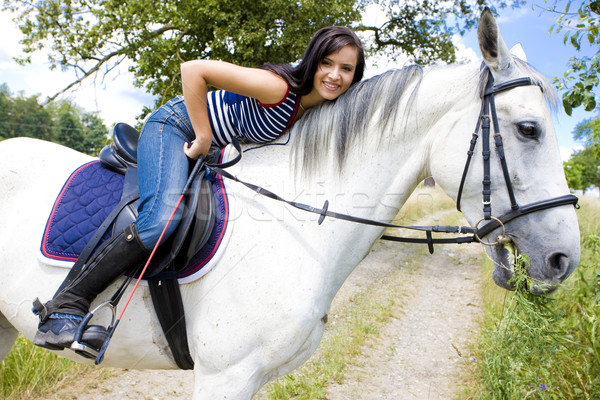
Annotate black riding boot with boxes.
[33,223,149,350]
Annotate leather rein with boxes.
[208,70,579,254]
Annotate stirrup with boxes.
[71,301,116,359]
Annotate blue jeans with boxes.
[135,96,196,249]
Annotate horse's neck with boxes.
[236,64,480,298]
[316,64,479,215]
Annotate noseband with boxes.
[454,70,578,243]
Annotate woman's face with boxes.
[311,45,358,102]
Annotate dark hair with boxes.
[261,26,365,96]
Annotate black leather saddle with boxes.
[99,123,216,278]
[94,122,215,369]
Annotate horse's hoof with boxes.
[33,317,108,351]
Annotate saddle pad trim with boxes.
[40,160,119,262]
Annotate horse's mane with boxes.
[291,58,558,176]
[290,65,423,176]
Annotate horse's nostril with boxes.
[548,253,569,279]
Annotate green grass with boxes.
[0,335,91,399]
[464,196,600,400]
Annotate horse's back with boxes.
[0,137,92,207]
[0,139,93,335]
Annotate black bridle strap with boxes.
[489,93,519,211]
[474,193,578,238]
[380,193,578,253]
[209,165,476,234]
[456,74,536,217]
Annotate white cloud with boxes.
[452,35,479,64]
[560,145,584,162]
[0,11,153,127]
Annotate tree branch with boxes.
[43,24,177,104]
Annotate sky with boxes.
[0,4,597,161]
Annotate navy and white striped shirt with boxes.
[207,86,300,147]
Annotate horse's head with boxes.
[431,9,580,294]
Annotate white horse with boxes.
[0,10,580,399]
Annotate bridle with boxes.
[208,68,579,254]
[450,69,578,244]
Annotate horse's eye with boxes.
[517,122,539,139]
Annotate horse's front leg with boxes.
[0,311,19,363]
[190,314,327,400]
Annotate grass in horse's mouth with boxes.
[503,241,518,272]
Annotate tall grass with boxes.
[0,336,90,399]
[466,196,600,399]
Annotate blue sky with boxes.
[460,4,597,159]
[0,4,597,160]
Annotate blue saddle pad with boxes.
[41,160,229,279]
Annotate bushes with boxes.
[468,197,600,399]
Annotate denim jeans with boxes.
[135,96,196,249]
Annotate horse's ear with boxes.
[477,8,513,76]
[510,43,527,62]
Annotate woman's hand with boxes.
[183,139,208,160]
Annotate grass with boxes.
[463,195,600,400]
[0,335,91,399]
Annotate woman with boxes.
[33,26,365,350]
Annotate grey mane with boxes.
[291,65,424,176]
[292,58,558,176]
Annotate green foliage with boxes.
[468,197,600,399]
[0,335,90,399]
[564,146,600,191]
[0,84,109,155]
[563,115,600,191]
[2,0,523,118]
[548,0,600,115]
[358,0,525,65]
[2,0,360,114]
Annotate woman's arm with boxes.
[181,60,289,159]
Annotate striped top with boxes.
[207,86,300,147]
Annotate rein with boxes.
[209,70,578,254]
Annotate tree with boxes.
[3,0,360,114]
[1,91,54,141]
[54,102,86,152]
[547,0,600,115]
[358,0,493,64]
[563,116,600,191]
[564,146,600,190]
[0,85,109,154]
[82,112,111,155]
[2,0,519,116]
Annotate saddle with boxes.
[90,123,214,369]
[99,123,216,278]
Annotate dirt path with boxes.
[326,241,483,400]
[42,215,484,400]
